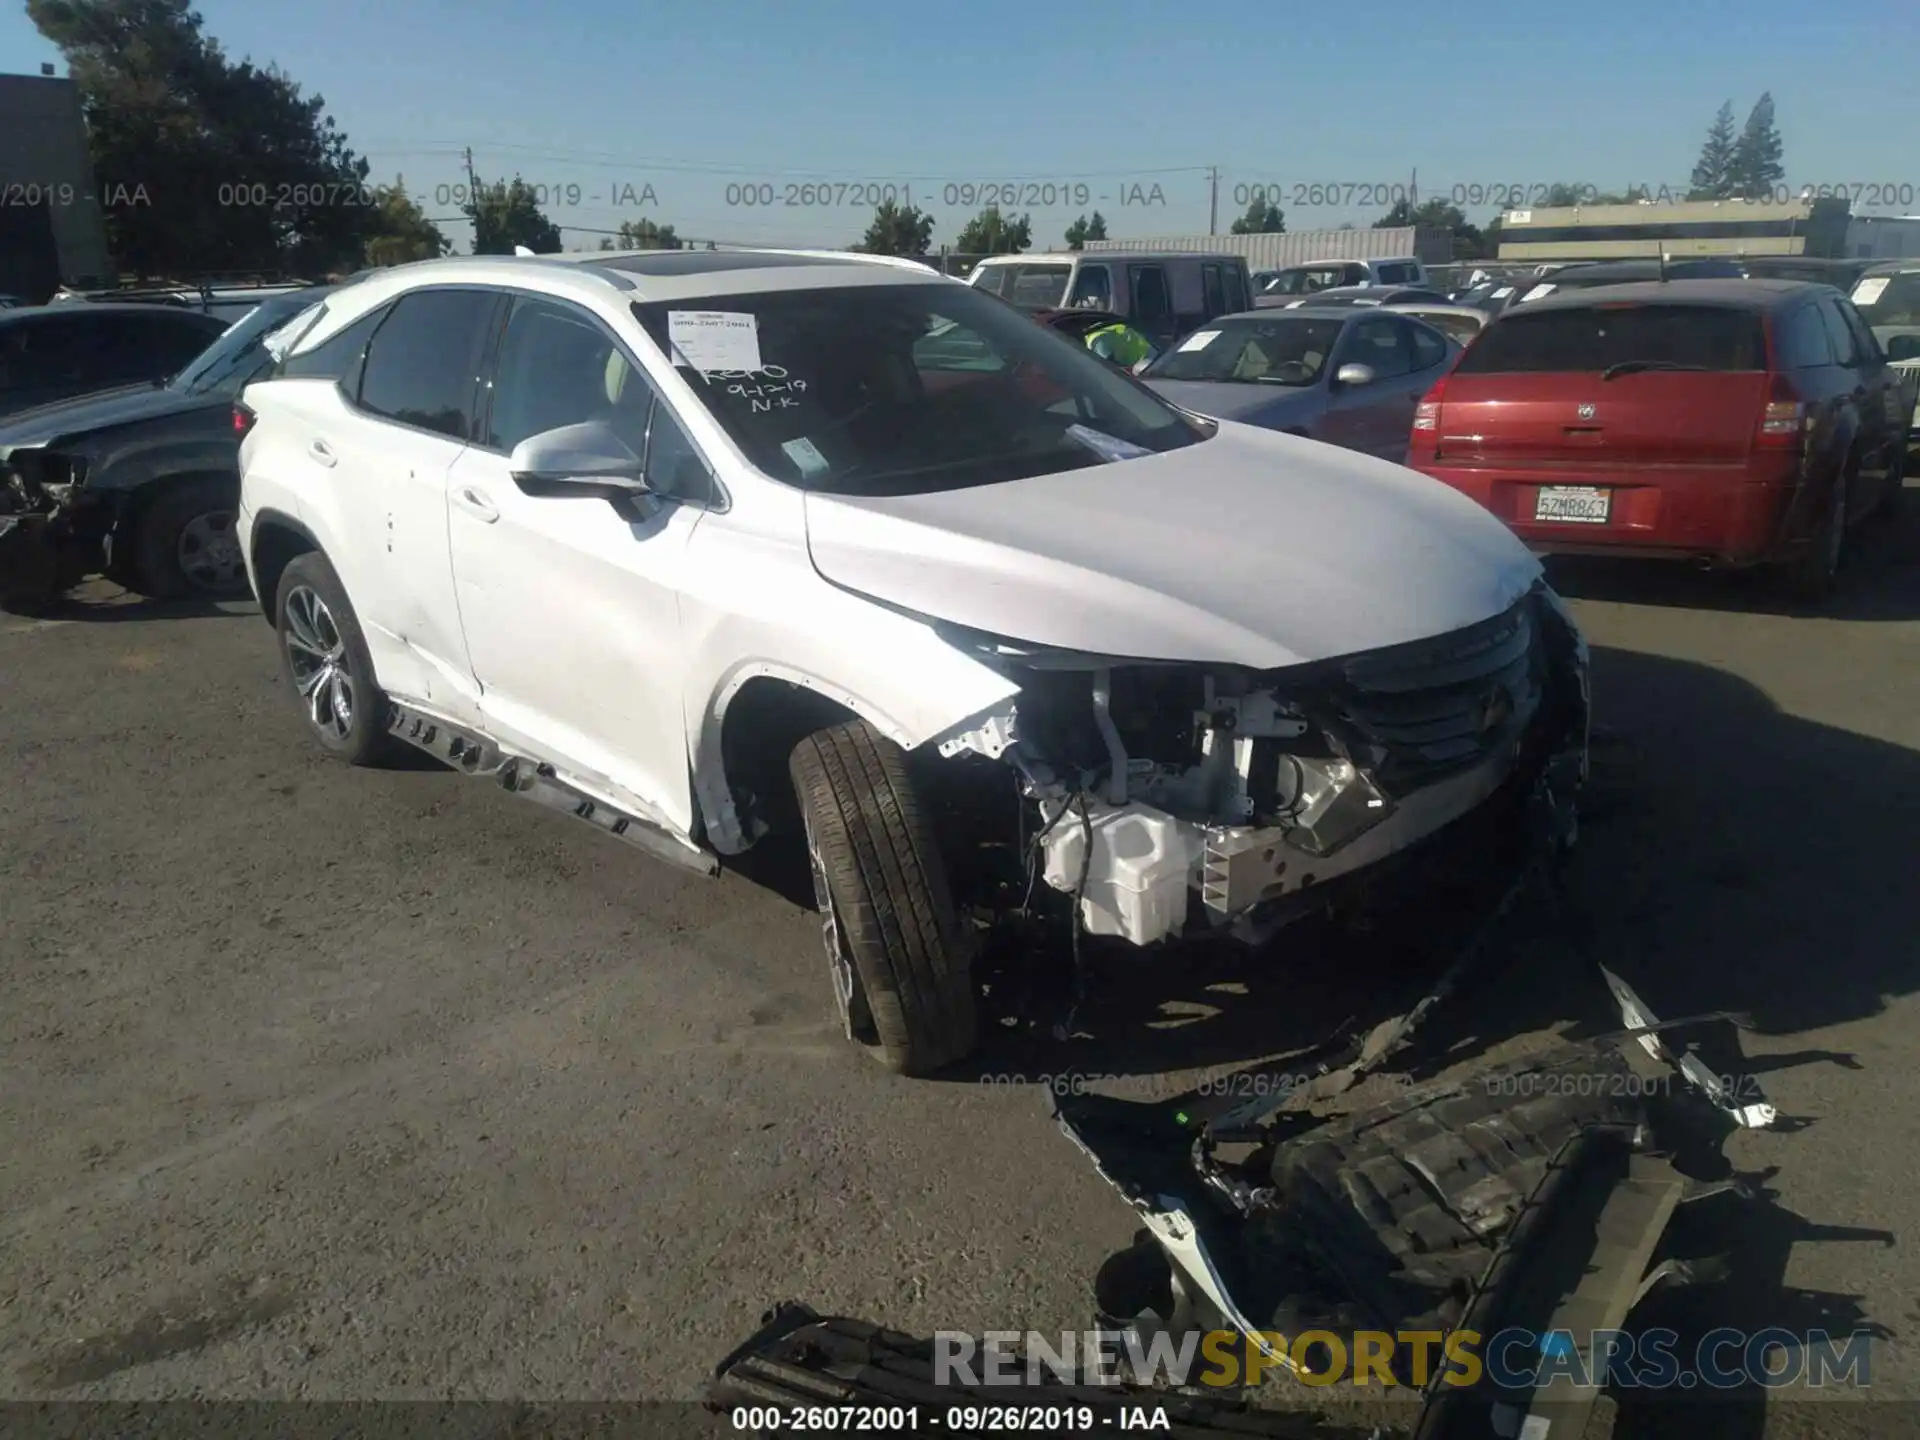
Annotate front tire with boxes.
[128,476,249,599]
[274,552,398,767]
[789,721,979,1076]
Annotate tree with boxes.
[465,175,561,255]
[29,0,378,278]
[857,199,934,256]
[1689,101,1739,200]
[1727,92,1785,202]
[1063,211,1108,249]
[954,205,1031,255]
[614,217,681,249]
[597,236,616,251]
[361,175,447,265]
[1229,198,1285,234]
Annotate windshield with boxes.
[170,296,325,395]
[1266,266,1353,296]
[628,282,1202,498]
[1850,272,1920,328]
[1142,315,1346,385]
[1457,304,1766,374]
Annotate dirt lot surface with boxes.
[3,495,1917,1437]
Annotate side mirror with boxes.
[1886,334,1920,363]
[1335,363,1376,387]
[508,420,647,493]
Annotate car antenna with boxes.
[1658,250,1669,283]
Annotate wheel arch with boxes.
[248,507,322,623]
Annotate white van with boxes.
[1256,257,1429,296]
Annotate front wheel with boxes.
[789,721,979,1076]
[128,475,249,599]
[273,552,399,767]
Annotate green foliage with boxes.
[614,217,681,250]
[465,175,561,255]
[954,206,1031,255]
[1727,92,1785,201]
[1063,211,1108,249]
[362,174,447,265]
[1689,101,1739,200]
[1229,198,1284,234]
[29,0,377,277]
[858,199,934,256]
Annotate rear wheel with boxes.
[273,552,399,767]
[128,475,248,599]
[789,721,979,1076]
[1778,474,1848,603]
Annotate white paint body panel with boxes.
[804,422,1540,669]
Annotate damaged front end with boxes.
[1047,849,1777,1439]
[933,582,1589,949]
[0,447,98,610]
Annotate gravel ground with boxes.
[2,492,1917,1437]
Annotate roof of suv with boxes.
[329,249,954,310]
[1517,278,1829,313]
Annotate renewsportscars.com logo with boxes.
[934,1327,1874,1391]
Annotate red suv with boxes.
[1406,280,1909,599]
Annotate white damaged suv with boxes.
[236,248,1589,1075]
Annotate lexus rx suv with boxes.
[237,249,1588,1075]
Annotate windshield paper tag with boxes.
[781,436,829,477]
[1521,283,1555,302]
[1178,329,1221,352]
[1492,286,1514,298]
[1852,276,1890,306]
[667,311,763,373]
[1065,424,1152,463]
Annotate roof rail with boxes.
[717,246,940,275]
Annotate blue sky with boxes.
[4,0,1916,254]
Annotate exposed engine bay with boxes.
[930,584,1589,948]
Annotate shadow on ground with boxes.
[1541,478,1920,622]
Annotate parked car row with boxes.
[1,286,343,607]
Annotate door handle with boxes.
[308,439,337,468]
[455,486,500,522]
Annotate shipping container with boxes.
[1081,226,1453,270]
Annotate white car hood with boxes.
[802,422,1542,670]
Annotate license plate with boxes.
[1534,486,1610,523]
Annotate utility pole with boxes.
[1209,166,1219,235]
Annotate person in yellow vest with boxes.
[1083,320,1156,370]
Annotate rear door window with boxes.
[1774,304,1834,369]
[1343,315,1413,378]
[1130,265,1172,324]
[1455,304,1767,373]
[1837,302,1883,364]
[1817,300,1860,367]
[355,288,500,440]
[1408,320,1450,371]
[1201,263,1226,319]
[1223,266,1250,314]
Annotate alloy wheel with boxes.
[282,585,356,741]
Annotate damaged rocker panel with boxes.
[386,702,720,877]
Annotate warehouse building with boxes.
[0,70,113,301]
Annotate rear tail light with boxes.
[233,402,256,438]
[1412,377,1448,432]
[1756,376,1806,447]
